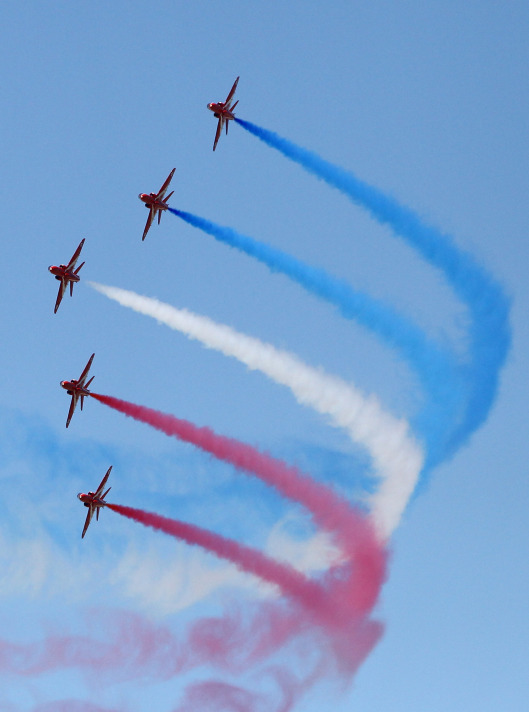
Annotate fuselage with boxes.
[138,193,169,210]
[207,102,235,120]
[60,379,90,396]
[77,491,105,507]
[48,264,81,282]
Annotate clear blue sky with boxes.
[1,2,528,711]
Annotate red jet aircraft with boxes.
[138,168,176,241]
[60,353,95,428]
[207,76,239,151]
[48,239,85,313]
[78,465,112,538]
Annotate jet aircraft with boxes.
[60,353,95,428]
[207,76,239,151]
[48,239,85,313]
[78,466,112,538]
[138,168,176,241]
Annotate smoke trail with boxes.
[89,281,423,539]
[172,678,295,712]
[106,503,384,700]
[0,605,375,680]
[106,503,331,624]
[3,603,381,712]
[0,607,302,679]
[235,118,511,460]
[31,704,120,712]
[168,207,461,462]
[92,393,386,615]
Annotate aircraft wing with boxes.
[225,76,239,106]
[78,353,95,387]
[65,393,78,428]
[54,279,67,314]
[213,117,223,151]
[156,168,176,200]
[81,504,94,538]
[66,239,85,271]
[95,466,112,498]
[142,206,155,241]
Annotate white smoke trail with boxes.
[89,282,424,539]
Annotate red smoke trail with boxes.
[93,393,387,618]
[105,502,384,694]
[106,503,330,624]
[0,605,367,680]
[172,676,301,712]
[31,704,122,712]
[1,603,382,709]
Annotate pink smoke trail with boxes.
[91,392,386,705]
[106,503,330,624]
[1,602,382,710]
[92,392,387,618]
[171,675,301,712]
[0,608,286,679]
[31,704,122,712]
[0,605,365,679]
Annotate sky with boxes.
[1,2,528,710]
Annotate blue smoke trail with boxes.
[169,207,460,467]
[235,118,511,458]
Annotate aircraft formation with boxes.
[49,77,240,537]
